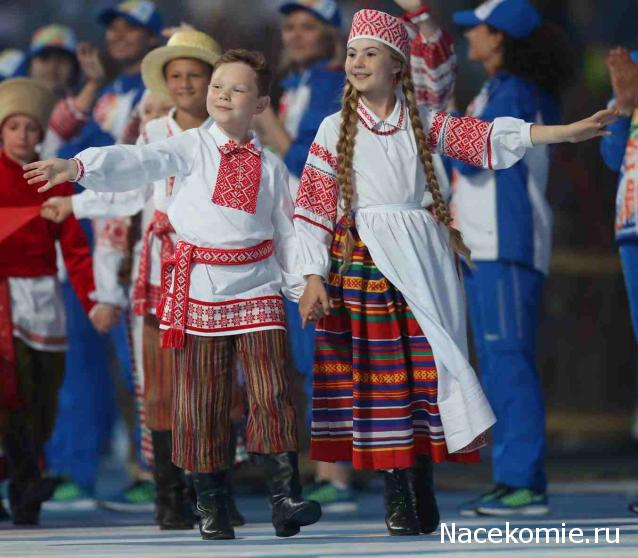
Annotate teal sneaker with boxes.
[476,487,549,516]
[43,480,96,511]
[305,481,356,513]
[459,485,509,517]
[98,480,156,513]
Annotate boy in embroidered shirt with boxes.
[25,49,321,541]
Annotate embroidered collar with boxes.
[209,122,262,156]
[356,94,406,135]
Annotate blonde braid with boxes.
[335,82,360,274]
[401,67,471,261]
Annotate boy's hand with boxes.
[41,196,73,223]
[23,158,78,193]
[89,303,121,334]
[299,275,331,327]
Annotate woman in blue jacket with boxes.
[451,0,574,516]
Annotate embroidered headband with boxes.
[347,9,410,61]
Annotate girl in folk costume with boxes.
[40,30,249,531]
[26,49,322,541]
[295,9,617,536]
[0,78,110,526]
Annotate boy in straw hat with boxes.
[41,28,252,531]
[27,49,321,540]
[0,78,112,526]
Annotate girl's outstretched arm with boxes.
[530,108,618,145]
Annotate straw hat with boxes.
[0,77,56,133]
[141,30,221,104]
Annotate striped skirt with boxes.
[311,219,480,470]
[172,329,298,473]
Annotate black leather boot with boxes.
[192,471,235,540]
[262,452,321,537]
[5,418,58,526]
[413,456,440,534]
[151,430,194,530]
[382,469,420,536]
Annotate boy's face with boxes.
[29,51,75,94]
[1,114,41,163]
[139,93,172,126]
[207,62,269,135]
[106,17,157,65]
[165,58,212,114]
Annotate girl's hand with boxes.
[562,109,619,143]
[393,0,425,12]
[299,275,331,327]
[41,196,73,223]
[23,159,78,193]
[76,42,105,85]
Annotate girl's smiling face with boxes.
[345,39,401,96]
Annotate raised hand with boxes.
[23,158,78,193]
[393,0,426,12]
[41,196,74,223]
[299,275,331,327]
[607,47,638,115]
[76,42,105,85]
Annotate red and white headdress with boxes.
[347,9,410,61]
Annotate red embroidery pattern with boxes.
[309,142,338,170]
[427,113,491,168]
[132,210,175,316]
[159,239,275,347]
[96,218,130,250]
[357,100,405,136]
[159,295,285,334]
[296,165,338,222]
[349,9,410,60]
[212,141,262,214]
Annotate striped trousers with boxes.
[172,329,297,472]
[142,314,174,431]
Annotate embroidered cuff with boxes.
[71,157,85,182]
[521,122,534,149]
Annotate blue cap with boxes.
[0,49,26,81]
[280,0,341,29]
[99,0,163,36]
[453,0,541,40]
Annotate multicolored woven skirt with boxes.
[310,219,480,470]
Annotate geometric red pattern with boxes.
[427,112,492,169]
[213,141,262,214]
[159,294,285,335]
[132,210,175,316]
[309,142,338,171]
[296,165,338,222]
[349,9,410,60]
[159,239,275,348]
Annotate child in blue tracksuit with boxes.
[46,0,162,507]
[451,0,574,516]
[600,47,638,515]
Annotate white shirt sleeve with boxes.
[293,118,340,279]
[75,129,198,193]
[419,107,533,170]
[271,161,305,302]
[72,188,150,219]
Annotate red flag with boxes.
[0,206,41,244]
